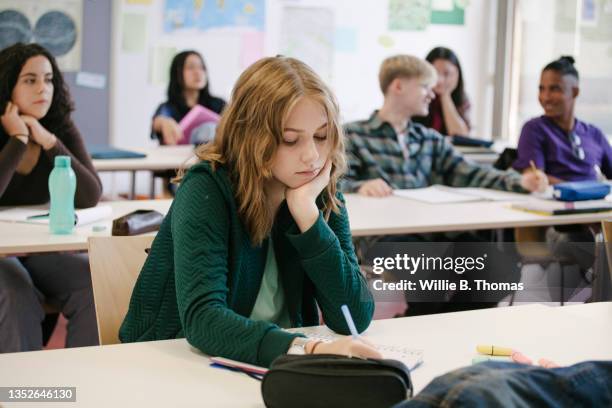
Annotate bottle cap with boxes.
[54,156,71,167]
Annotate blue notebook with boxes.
[89,145,147,160]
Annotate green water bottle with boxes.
[48,156,76,234]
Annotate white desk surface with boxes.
[92,145,196,172]
[345,193,612,236]
[0,200,172,255]
[2,192,611,254]
[91,145,499,172]
[0,302,609,407]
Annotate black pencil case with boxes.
[111,210,164,236]
[261,354,412,408]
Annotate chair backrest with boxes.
[88,235,154,345]
[493,148,518,170]
[514,226,551,261]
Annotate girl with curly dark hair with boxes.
[0,43,101,352]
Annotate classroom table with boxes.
[91,144,502,199]
[2,193,611,255]
[0,200,172,256]
[345,193,612,237]
[0,302,609,407]
[456,145,500,165]
[92,145,196,199]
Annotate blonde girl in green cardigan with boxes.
[120,56,380,367]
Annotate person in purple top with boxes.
[513,56,609,300]
[513,56,612,183]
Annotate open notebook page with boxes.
[286,325,423,371]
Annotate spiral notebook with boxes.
[286,326,424,371]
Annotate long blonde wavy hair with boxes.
[190,56,347,246]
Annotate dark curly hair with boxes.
[167,50,219,116]
[0,43,74,133]
[425,46,467,109]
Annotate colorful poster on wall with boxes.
[431,0,466,25]
[0,0,82,71]
[388,0,430,31]
[164,0,265,33]
[280,6,334,82]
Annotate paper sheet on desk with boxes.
[286,326,423,371]
[0,205,112,226]
[394,185,528,204]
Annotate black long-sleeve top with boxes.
[0,119,102,208]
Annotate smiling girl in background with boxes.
[121,56,380,366]
[0,43,101,352]
[414,47,471,136]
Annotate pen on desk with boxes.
[340,304,359,339]
[529,160,547,190]
[27,212,49,220]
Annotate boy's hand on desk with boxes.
[358,178,393,197]
[310,336,383,360]
[520,169,548,193]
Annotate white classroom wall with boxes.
[107,0,499,197]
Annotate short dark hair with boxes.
[425,46,467,109]
[543,56,579,80]
[0,43,73,131]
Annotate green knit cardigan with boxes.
[119,161,374,367]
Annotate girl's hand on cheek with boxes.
[286,160,331,205]
[20,115,57,150]
[1,102,29,137]
[286,160,332,233]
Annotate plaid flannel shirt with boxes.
[340,112,525,194]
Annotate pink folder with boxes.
[178,105,221,145]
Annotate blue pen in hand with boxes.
[341,304,359,339]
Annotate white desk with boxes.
[2,193,610,254]
[92,146,196,172]
[345,193,612,237]
[93,146,196,199]
[0,200,172,255]
[0,302,609,407]
[456,146,500,165]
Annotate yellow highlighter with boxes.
[476,344,513,356]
